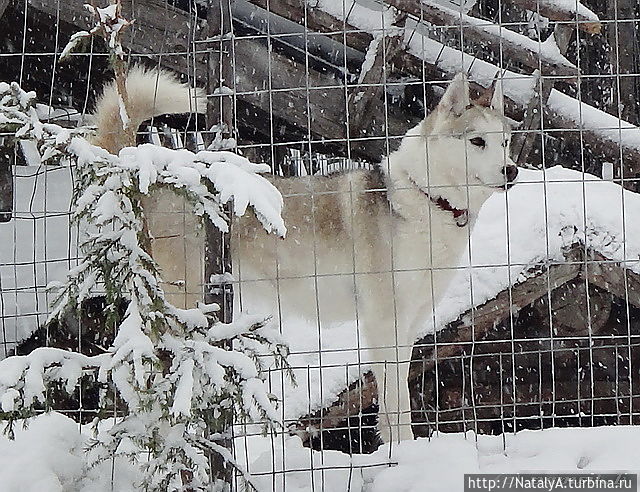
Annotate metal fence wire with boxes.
[1,0,640,489]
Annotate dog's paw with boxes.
[377,421,414,444]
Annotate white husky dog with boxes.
[93,69,518,443]
[231,73,518,443]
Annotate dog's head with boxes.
[422,73,518,195]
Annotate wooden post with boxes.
[511,24,573,166]
[348,16,406,140]
[0,0,12,20]
[204,0,235,487]
[0,149,12,223]
[607,0,639,125]
[596,0,639,189]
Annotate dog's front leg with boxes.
[369,346,414,444]
[362,305,414,443]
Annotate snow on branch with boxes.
[0,78,290,490]
[59,1,133,62]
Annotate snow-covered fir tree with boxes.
[0,3,291,489]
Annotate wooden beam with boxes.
[606,0,639,125]
[385,0,579,77]
[293,371,378,440]
[408,250,583,380]
[581,252,640,309]
[249,0,372,53]
[244,0,640,174]
[28,0,639,174]
[542,104,640,183]
[507,0,602,34]
[0,0,12,19]
[511,24,573,165]
[27,0,417,162]
[292,248,583,440]
[348,18,407,138]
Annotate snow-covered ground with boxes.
[0,411,637,491]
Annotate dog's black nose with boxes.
[502,165,518,183]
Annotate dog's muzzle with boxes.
[502,165,518,189]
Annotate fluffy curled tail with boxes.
[92,66,205,154]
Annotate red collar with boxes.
[432,195,469,227]
[402,174,470,227]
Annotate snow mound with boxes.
[240,426,640,492]
[423,165,640,335]
[1,413,635,492]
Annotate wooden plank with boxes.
[606,0,639,125]
[0,0,12,19]
[293,372,378,439]
[292,249,582,440]
[581,252,640,309]
[245,0,640,175]
[27,0,416,162]
[409,252,582,380]
[253,0,578,77]
[348,17,407,138]
[507,0,601,34]
[386,0,579,77]
[28,0,639,174]
[249,0,372,53]
[511,24,573,165]
[542,105,640,184]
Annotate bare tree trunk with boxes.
[205,0,235,488]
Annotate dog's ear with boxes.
[490,76,505,115]
[438,73,470,116]
[475,72,505,114]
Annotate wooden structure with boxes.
[2,0,640,455]
[0,0,637,179]
[295,244,640,452]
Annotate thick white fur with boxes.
[91,66,207,309]
[92,65,205,153]
[91,70,518,443]
[232,73,518,443]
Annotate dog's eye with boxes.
[470,137,485,148]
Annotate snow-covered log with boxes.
[26,0,639,177]
[388,0,579,77]
[508,0,601,34]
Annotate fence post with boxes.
[0,154,12,223]
[205,0,235,487]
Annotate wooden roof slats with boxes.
[23,0,638,174]
[386,0,579,77]
[507,0,602,34]
[292,246,640,441]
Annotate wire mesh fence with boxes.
[1,0,640,489]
